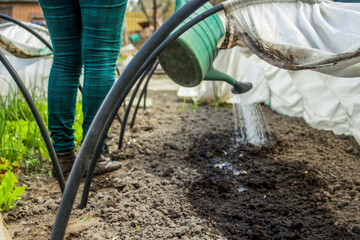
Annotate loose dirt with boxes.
[3,90,360,240]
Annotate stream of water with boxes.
[232,94,271,147]
[213,92,272,193]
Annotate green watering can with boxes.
[158,0,252,94]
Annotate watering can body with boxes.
[158,0,231,88]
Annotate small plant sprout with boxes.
[191,99,201,113]
[223,102,230,111]
[80,212,92,221]
[212,82,220,110]
[179,97,187,113]
[135,224,141,232]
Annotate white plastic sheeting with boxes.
[178,0,360,144]
[220,0,360,77]
[0,22,52,97]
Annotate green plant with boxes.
[80,212,92,221]
[0,95,49,172]
[135,224,141,232]
[191,99,201,113]
[0,171,26,212]
[223,102,230,111]
[73,101,83,147]
[1,118,48,172]
[0,157,19,182]
[212,82,220,110]
[0,91,83,174]
[178,97,187,113]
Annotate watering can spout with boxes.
[204,66,253,94]
[231,81,253,94]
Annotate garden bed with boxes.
[3,90,360,240]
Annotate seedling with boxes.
[191,99,201,113]
[135,224,141,232]
[80,212,92,221]
[212,82,220,110]
[0,171,26,212]
[179,97,187,113]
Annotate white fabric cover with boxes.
[0,22,52,97]
[0,22,52,58]
[220,0,360,78]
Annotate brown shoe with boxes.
[94,154,122,175]
[56,151,76,176]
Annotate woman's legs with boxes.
[79,0,127,143]
[39,0,127,153]
[38,0,83,153]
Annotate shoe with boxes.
[57,151,121,176]
[93,154,122,175]
[56,151,76,176]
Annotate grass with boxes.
[0,82,83,176]
[0,87,48,174]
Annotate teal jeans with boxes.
[38,0,127,153]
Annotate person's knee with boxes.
[53,52,82,72]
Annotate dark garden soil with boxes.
[3,89,360,240]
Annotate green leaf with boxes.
[12,185,26,197]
